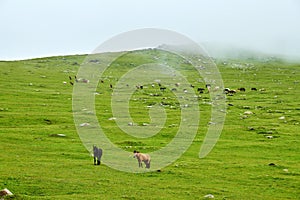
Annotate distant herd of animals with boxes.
[67,76,259,95]
[93,146,151,169]
[79,75,260,169]
[67,75,89,85]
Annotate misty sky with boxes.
[1,0,300,60]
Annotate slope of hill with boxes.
[0,51,299,199]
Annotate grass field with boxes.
[0,50,299,199]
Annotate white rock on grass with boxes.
[278,116,285,120]
[128,122,134,126]
[204,194,214,198]
[57,134,66,137]
[0,188,13,198]
[80,122,90,127]
[244,111,253,115]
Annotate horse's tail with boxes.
[98,148,103,159]
[146,156,151,169]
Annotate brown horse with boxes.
[133,150,151,168]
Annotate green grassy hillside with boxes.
[0,51,299,199]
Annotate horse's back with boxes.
[93,146,103,159]
[142,153,150,161]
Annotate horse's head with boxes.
[133,150,139,158]
[93,145,98,152]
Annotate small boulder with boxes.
[128,122,133,126]
[244,111,253,115]
[0,188,13,198]
[204,194,214,199]
[80,122,90,127]
[248,126,255,131]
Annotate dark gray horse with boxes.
[93,145,103,165]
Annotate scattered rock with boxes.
[240,115,248,119]
[243,106,251,109]
[248,126,255,131]
[80,122,90,127]
[0,188,13,198]
[108,117,117,121]
[244,111,253,115]
[266,135,273,139]
[168,124,178,127]
[49,134,66,137]
[0,108,8,112]
[278,116,285,120]
[204,194,214,199]
[283,169,289,172]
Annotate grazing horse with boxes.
[238,87,246,92]
[93,145,103,165]
[197,87,205,94]
[133,150,151,169]
[160,87,166,92]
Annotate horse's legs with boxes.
[97,160,100,165]
[94,157,96,165]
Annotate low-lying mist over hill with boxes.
[157,42,300,63]
[1,42,299,62]
[202,42,300,62]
